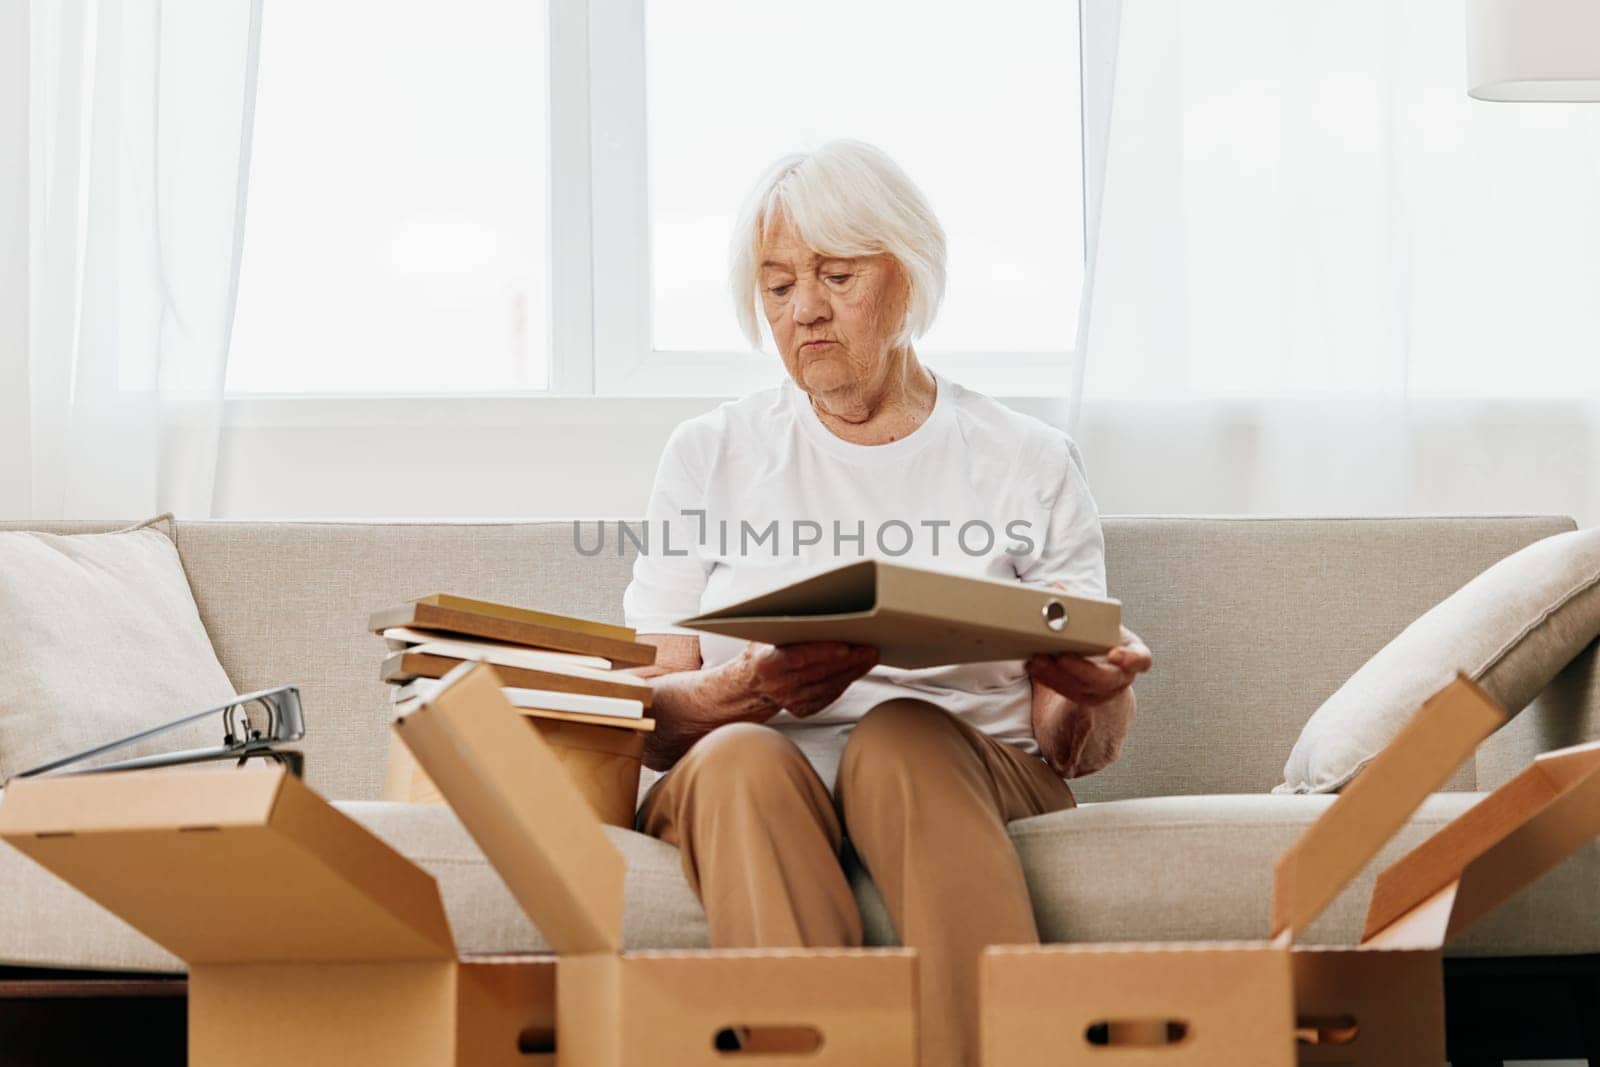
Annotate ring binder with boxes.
[7,686,307,783]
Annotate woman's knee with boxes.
[839,699,964,784]
[678,721,819,800]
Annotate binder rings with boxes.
[8,685,307,782]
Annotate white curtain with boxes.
[1076,0,1600,528]
[28,0,260,519]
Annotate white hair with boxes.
[728,140,948,351]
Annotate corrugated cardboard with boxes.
[980,674,1508,1066]
[1293,738,1600,1065]
[984,944,1294,1063]
[675,559,1122,667]
[0,765,556,1066]
[383,704,651,828]
[396,661,920,1066]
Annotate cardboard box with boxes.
[676,558,1122,667]
[383,707,650,828]
[0,765,557,1067]
[980,674,1509,1066]
[1292,737,1600,1065]
[395,661,920,1066]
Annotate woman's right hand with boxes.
[727,641,879,719]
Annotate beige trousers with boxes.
[636,698,1077,1067]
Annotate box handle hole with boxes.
[713,1025,824,1055]
[1042,599,1069,631]
[517,1025,556,1054]
[1085,1020,1190,1047]
[1296,1015,1360,1046]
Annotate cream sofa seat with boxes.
[1,517,1596,972]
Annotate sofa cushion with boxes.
[1279,527,1600,794]
[0,516,237,781]
[1010,794,1600,955]
[3,793,1595,972]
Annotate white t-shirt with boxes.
[622,370,1107,791]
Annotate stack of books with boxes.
[373,593,657,715]
[369,594,658,823]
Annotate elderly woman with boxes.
[623,140,1152,1067]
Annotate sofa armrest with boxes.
[1477,637,1600,790]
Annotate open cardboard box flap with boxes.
[0,764,455,964]
[1362,738,1600,950]
[980,674,1512,1066]
[1270,673,1509,944]
[394,661,625,956]
[400,663,921,1067]
[1288,727,1600,1066]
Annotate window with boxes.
[225,0,1089,398]
[643,1,1085,357]
[226,0,551,394]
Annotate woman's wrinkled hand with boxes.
[1026,624,1152,707]
[733,641,880,719]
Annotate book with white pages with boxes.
[389,694,654,735]
[380,629,614,672]
[391,678,646,720]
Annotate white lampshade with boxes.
[1467,0,1600,101]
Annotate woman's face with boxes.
[756,213,909,405]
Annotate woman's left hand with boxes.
[1026,624,1152,707]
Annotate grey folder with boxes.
[675,560,1122,669]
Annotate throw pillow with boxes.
[1278,527,1600,794]
[0,515,237,781]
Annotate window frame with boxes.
[221,0,1102,403]
[585,0,1095,399]
[547,0,596,394]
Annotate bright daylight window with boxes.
[225,1,1085,397]
[226,0,550,394]
[646,0,1085,357]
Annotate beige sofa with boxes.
[2,516,1597,976]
